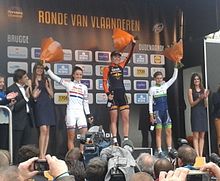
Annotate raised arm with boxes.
[44,66,62,83]
[119,40,136,68]
[166,67,178,88]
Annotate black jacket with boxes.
[7,83,35,130]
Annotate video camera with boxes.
[80,125,111,164]
[167,148,178,159]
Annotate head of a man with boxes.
[129,172,154,181]
[154,158,173,179]
[85,157,107,181]
[136,153,156,177]
[13,69,29,86]
[177,145,197,167]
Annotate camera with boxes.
[34,160,49,172]
[109,157,127,181]
[168,148,178,159]
[187,170,211,181]
[110,167,125,181]
[80,125,111,164]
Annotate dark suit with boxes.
[7,83,36,163]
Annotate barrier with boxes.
[0,105,13,164]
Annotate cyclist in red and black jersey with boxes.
[103,40,136,145]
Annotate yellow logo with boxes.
[134,67,148,77]
[54,93,68,104]
[154,55,162,64]
[58,95,67,103]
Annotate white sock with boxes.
[168,147,172,152]
[113,137,118,143]
[158,148,162,153]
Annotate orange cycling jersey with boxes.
[103,43,135,94]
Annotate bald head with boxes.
[129,172,154,181]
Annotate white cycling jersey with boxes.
[47,69,90,129]
[148,68,178,114]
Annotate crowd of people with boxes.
[1,38,220,180]
[0,143,220,181]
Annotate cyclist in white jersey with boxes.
[44,65,93,151]
[148,64,178,157]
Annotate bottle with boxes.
[107,99,113,108]
[150,123,155,131]
[149,113,156,131]
[107,91,114,108]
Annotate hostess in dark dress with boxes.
[34,80,55,126]
[191,90,208,132]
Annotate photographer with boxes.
[100,144,136,181]
[15,155,75,181]
[154,158,173,180]
[85,157,107,181]
[177,145,197,170]
[136,153,156,177]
